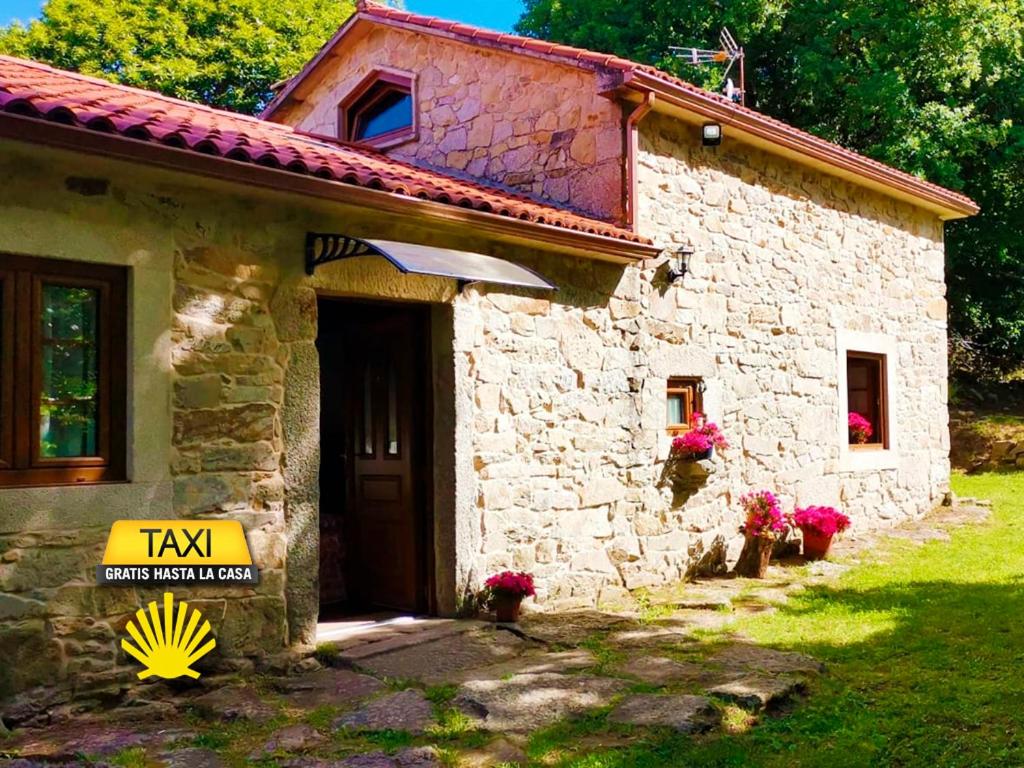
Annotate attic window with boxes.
[339,71,416,148]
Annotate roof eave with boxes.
[622,70,979,221]
[0,112,658,263]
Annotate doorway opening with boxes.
[317,298,434,619]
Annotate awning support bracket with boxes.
[305,233,377,275]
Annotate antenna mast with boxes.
[668,28,746,105]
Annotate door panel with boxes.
[318,300,430,615]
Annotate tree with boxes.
[519,0,1024,378]
[0,0,356,114]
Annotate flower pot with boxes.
[492,593,523,623]
[734,534,774,578]
[801,529,834,560]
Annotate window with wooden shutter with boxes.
[0,254,127,487]
[666,377,703,435]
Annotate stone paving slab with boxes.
[334,621,488,663]
[443,648,596,684]
[7,724,192,761]
[340,747,439,768]
[189,685,277,722]
[517,611,641,646]
[614,655,727,688]
[708,674,806,711]
[274,668,385,710]
[454,671,627,732]
[608,693,720,733]
[255,723,325,756]
[333,689,435,735]
[707,644,825,677]
[356,628,531,685]
[157,747,225,767]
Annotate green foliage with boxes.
[518,0,1024,377]
[0,0,355,114]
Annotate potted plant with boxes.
[671,412,729,461]
[848,412,873,444]
[790,505,850,560]
[733,490,786,578]
[482,570,536,623]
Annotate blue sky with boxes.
[1,1,523,31]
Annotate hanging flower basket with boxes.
[670,413,728,463]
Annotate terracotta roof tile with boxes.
[0,55,649,244]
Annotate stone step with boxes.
[338,620,485,662]
[608,693,721,733]
[707,674,806,712]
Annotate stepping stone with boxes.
[358,629,528,685]
[708,674,806,711]
[608,694,720,733]
[517,611,640,646]
[615,656,716,687]
[10,724,187,760]
[159,747,226,767]
[445,648,596,684]
[454,672,626,732]
[334,690,435,735]
[341,746,439,767]
[459,737,528,767]
[256,723,324,755]
[275,668,384,709]
[190,685,277,723]
[708,644,825,677]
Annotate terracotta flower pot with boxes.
[802,529,834,560]
[493,593,523,623]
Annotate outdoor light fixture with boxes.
[667,245,694,283]
[702,122,722,146]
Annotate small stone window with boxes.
[338,70,416,148]
[846,351,888,449]
[0,253,128,487]
[666,377,704,435]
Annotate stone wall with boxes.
[450,114,950,609]
[0,99,952,701]
[273,24,625,223]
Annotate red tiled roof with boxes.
[0,55,650,245]
[265,1,976,218]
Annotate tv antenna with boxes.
[669,28,746,105]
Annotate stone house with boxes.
[0,1,976,701]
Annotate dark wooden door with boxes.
[318,300,431,615]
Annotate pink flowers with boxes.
[672,412,729,457]
[848,412,873,444]
[790,506,850,537]
[739,490,787,540]
[484,570,536,599]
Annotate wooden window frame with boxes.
[846,351,888,451]
[0,253,127,488]
[338,69,417,150]
[666,377,704,436]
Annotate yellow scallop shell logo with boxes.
[121,592,216,680]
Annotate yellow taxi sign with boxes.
[97,520,258,586]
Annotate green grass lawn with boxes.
[538,472,1024,767]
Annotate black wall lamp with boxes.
[667,245,694,283]
[702,122,722,146]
